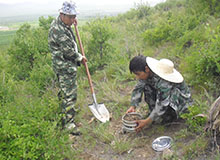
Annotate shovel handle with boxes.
[74,24,95,95]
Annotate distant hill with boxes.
[0,2,131,26]
[0,2,133,18]
[0,0,166,25]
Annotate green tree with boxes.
[39,16,55,30]
[87,19,115,72]
[8,21,50,80]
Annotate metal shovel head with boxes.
[88,103,110,123]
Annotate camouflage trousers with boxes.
[144,89,177,124]
[57,71,77,127]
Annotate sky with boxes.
[0,0,164,5]
[0,0,166,17]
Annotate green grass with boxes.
[8,21,39,29]
[0,18,91,48]
[0,30,16,46]
[0,1,219,158]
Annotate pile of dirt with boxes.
[124,114,142,121]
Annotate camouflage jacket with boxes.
[130,73,192,121]
[48,16,82,74]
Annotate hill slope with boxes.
[0,0,220,159]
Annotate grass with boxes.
[0,18,92,48]
[0,4,218,159]
[0,30,16,46]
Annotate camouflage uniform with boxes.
[131,73,192,123]
[48,16,83,126]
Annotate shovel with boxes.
[74,24,110,123]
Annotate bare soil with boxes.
[124,114,142,121]
[71,117,192,160]
[70,81,215,160]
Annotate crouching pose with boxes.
[126,55,193,132]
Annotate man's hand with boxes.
[135,117,152,132]
[126,106,136,114]
[73,17,78,26]
[81,56,87,65]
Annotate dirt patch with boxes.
[72,81,210,159]
[71,116,190,160]
[124,114,142,121]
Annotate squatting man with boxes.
[126,55,193,132]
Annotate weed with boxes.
[111,136,133,154]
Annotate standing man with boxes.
[48,1,86,133]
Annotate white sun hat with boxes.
[146,57,184,83]
[59,1,79,15]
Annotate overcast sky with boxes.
[0,0,166,17]
[0,0,165,5]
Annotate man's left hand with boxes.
[73,18,78,26]
[81,56,87,65]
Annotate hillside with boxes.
[0,0,220,159]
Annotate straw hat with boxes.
[146,57,184,83]
[59,1,79,15]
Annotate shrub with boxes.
[0,86,74,159]
[86,19,115,73]
[39,16,54,30]
[143,22,172,45]
[8,22,50,80]
[0,72,16,105]
[181,105,207,133]
[182,24,220,89]
[29,54,55,93]
[134,2,151,19]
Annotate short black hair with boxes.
[129,55,148,73]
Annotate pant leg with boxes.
[160,106,177,124]
[57,72,77,126]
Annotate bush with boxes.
[0,85,74,159]
[191,0,220,16]
[29,54,54,93]
[182,24,220,89]
[143,22,172,45]
[0,72,16,105]
[181,105,207,132]
[86,18,115,73]
[134,2,151,19]
[143,11,204,46]
[8,22,50,80]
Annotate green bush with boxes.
[86,18,115,73]
[182,24,220,89]
[8,23,49,80]
[0,72,16,105]
[135,2,151,19]
[181,105,207,132]
[143,11,204,46]
[192,0,220,16]
[29,54,54,93]
[39,16,54,30]
[0,86,73,159]
[143,22,172,45]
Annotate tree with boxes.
[87,18,115,72]
[8,16,52,80]
[39,16,55,30]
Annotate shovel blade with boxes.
[88,103,110,123]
